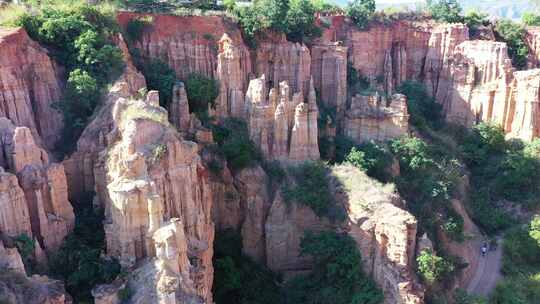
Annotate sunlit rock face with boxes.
[0,117,74,253]
[0,27,64,150]
[344,93,409,143]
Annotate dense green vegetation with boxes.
[490,217,540,304]
[345,140,393,183]
[282,161,346,222]
[49,194,121,302]
[125,15,153,42]
[416,249,455,286]
[137,58,177,107]
[345,0,376,30]
[213,229,281,304]
[397,81,442,131]
[13,234,35,274]
[185,73,219,115]
[494,20,529,70]
[17,4,124,153]
[522,12,540,26]
[462,10,489,38]
[284,231,383,304]
[210,118,260,171]
[427,0,463,23]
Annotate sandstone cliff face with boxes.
[63,34,146,203]
[245,75,320,162]
[507,69,540,141]
[0,118,74,252]
[0,240,72,304]
[344,93,409,143]
[423,24,470,106]
[310,42,348,113]
[526,26,540,69]
[332,165,423,304]
[117,12,249,81]
[0,27,63,149]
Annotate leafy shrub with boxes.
[13,234,35,273]
[494,19,529,69]
[212,229,281,304]
[463,10,489,37]
[397,81,442,130]
[346,0,376,30]
[234,0,288,47]
[285,0,322,43]
[345,141,393,183]
[185,73,219,115]
[262,160,286,184]
[283,161,346,222]
[17,4,124,152]
[118,286,133,302]
[492,219,540,304]
[462,122,506,166]
[522,12,540,26]
[416,249,455,285]
[125,16,152,42]
[139,58,177,107]
[284,231,383,304]
[49,196,121,302]
[211,118,260,171]
[454,288,487,304]
[347,63,371,95]
[427,0,463,23]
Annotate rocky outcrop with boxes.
[0,118,74,252]
[337,20,433,89]
[79,86,214,302]
[507,69,540,141]
[117,12,249,82]
[332,164,424,304]
[0,167,32,238]
[443,40,513,127]
[63,34,146,203]
[246,75,320,162]
[344,93,409,143]
[310,42,348,114]
[169,81,191,132]
[215,33,252,118]
[265,191,334,275]
[526,26,540,69]
[0,240,72,304]
[256,34,312,98]
[0,27,63,149]
[423,24,470,106]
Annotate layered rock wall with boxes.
[0,118,74,252]
[344,93,409,143]
[0,28,63,149]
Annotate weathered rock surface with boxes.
[0,27,63,149]
[63,34,146,203]
[0,240,72,304]
[507,69,540,141]
[526,26,540,69]
[169,81,191,132]
[344,93,409,143]
[0,118,74,252]
[423,24,470,105]
[332,164,424,304]
[246,75,320,162]
[117,12,248,81]
[310,42,348,114]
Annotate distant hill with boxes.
[329,0,536,20]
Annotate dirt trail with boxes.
[466,238,503,297]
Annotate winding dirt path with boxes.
[466,238,503,297]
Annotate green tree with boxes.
[463,10,489,37]
[397,81,442,130]
[140,59,177,107]
[427,0,463,23]
[346,0,376,30]
[495,19,529,69]
[285,0,321,43]
[522,12,540,26]
[417,249,455,285]
[185,73,219,115]
[285,231,383,304]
